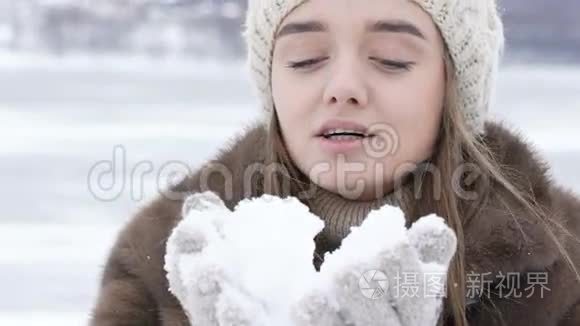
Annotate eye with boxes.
[286,57,328,69]
[370,57,415,71]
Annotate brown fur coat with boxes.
[89,121,580,325]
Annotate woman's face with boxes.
[271,0,446,200]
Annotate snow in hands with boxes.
[165,191,457,326]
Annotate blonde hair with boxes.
[261,49,579,326]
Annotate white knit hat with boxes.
[242,0,505,135]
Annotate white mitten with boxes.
[165,192,325,326]
[292,205,457,326]
[165,191,269,326]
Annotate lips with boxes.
[316,119,374,139]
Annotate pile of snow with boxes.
[165,192,457,326]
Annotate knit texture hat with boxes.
[242,0,505,135]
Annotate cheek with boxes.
[272,91,305,145]
[375,68,445,160]
[272,66,321,137]
[273,67,308,118]
[272,70,294,133]
[376,74,444,124]
[271,68,312,163]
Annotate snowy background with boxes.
[0,1,579,325]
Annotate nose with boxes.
[322,58,369,108]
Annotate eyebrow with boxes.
[369,19,426,40]
[276,21,325,39]
[276,19,427,41]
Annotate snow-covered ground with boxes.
[0,52,579,325]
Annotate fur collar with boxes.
[99,119,580,326]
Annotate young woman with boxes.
[89,0,580,325]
